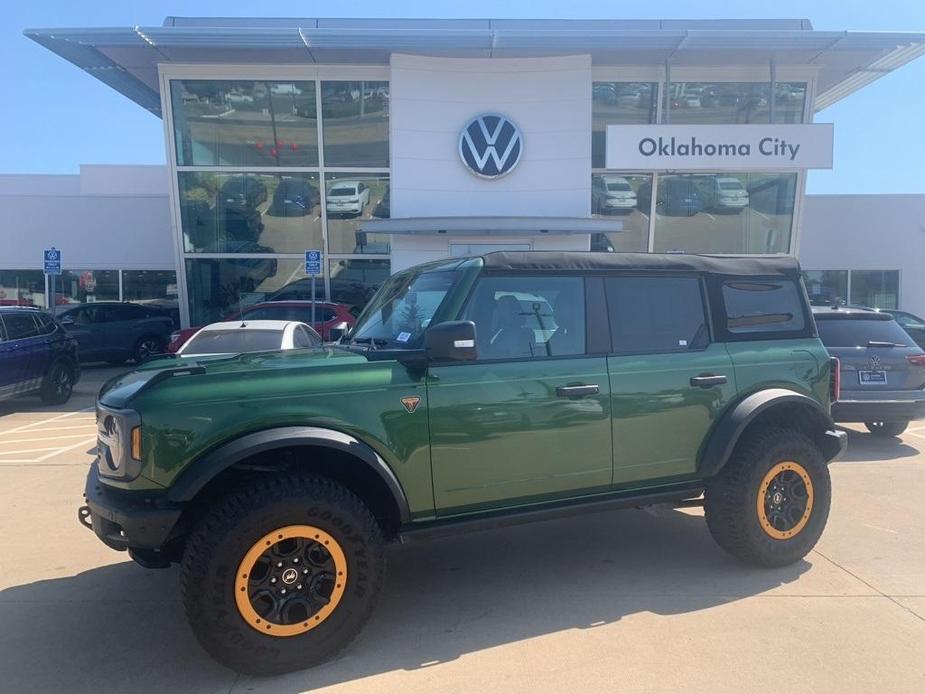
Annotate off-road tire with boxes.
[39,360,74,405]
[181,474,385,676]
[865,421,908,437]
[704,427,831,568]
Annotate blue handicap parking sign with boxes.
[43,247,62,275]
[305,250,322,276]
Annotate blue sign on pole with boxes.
[305,250,322,276]
[43,247,62,276]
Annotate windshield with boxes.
[607,182,632,192]
[719,181,744,191]
[816,318,912,347]
[183,329,282,355]
[350,268,461,347]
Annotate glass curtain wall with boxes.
[594,80,807,254]
[802,270,900,309]
[171,78,392,326]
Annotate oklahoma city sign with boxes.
[606,123,834,170]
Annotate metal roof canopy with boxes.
[24,17,925,117]
[360,217,623,235]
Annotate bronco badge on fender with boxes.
[401,396,421,413]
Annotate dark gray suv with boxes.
[814,306,925,436]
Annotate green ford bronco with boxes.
[79,251,845,675]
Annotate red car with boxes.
[167,301,359,353]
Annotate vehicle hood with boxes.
[98,347,370,409]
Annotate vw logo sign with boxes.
[459,113,523,179]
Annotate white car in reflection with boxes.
[326,180,370,217]
[712,176,750,211]
[177,320,321,357]
[600,176,638,212]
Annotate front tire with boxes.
[39,360,74,405]
[865,421,908,437]
[181,474,385,676]
[704,427,831,568]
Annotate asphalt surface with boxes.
[0,368,923,693]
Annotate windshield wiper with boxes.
[867,340,905,348]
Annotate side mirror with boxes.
[425,321,477,362]
[328,322,349,343]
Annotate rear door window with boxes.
[605,276,708,354]
[720,279,807,337]
[2,313,40,340]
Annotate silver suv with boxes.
[814,306,925,436]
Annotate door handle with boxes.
[556,384,600,398]
[690,374,727,388]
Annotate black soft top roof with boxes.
[480,251,801,277]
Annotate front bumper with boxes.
[79,464,181,552]
[831,395,925,423]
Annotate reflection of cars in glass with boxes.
[199,241,278,293]
[326,180,370,217]
[598,176,638,213]
[814,306,925,436]
[177,320,320,357]
[217,177,267,242]
[590,232,615,253]
[168,301,358,352]
[372,186,390,218]
[711,176,750,212]
[592,83,617,104]
[0,307,80,405]
[269,178,316,217]
[640,178,704,217]
[58,302,174,364]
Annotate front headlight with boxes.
[96,405,142,480]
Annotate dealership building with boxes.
[7,17,925,325]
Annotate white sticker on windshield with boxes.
[679,339,688,346]
[396,332,412,343]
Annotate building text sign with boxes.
[606,124,834,170]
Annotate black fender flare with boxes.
[698,388,841,478]
[165,426,411,524]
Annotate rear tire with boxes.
[704,427,831,568]
[864,421,908,437]
[39,360,74,405]
[132,336,162,364]
[181,474,385,676]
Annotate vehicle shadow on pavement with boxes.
[0,507,809,692]
[836,428,921,463]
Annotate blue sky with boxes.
[2,0,924,193]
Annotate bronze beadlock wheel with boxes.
[235,525,348,637]
[756,461,814,540]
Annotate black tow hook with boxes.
[77,505,93,531]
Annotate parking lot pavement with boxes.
[0,392,923,693]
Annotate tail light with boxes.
[829,357,841,402]
[907,355,925,367]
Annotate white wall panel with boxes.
[801,194,925,316]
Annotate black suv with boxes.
[0,307,80,405]
[814,306,925,436]
[58,302,174,364]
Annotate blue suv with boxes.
[0,307,80,405]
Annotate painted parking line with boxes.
[0,432,97,445]
[0,408,94,436]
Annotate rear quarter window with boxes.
[719,278,808,339]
